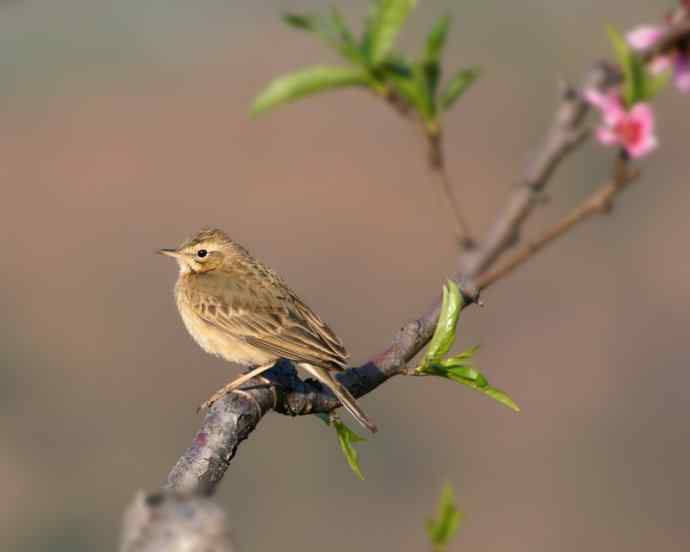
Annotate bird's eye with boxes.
[197,249,208,258]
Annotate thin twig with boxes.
[477,156,639,291]
[457,62,621,284]
[427,128,476,248]
[383,88,475,246]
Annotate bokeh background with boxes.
[2,1,689,550]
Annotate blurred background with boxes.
[2,1,689,550]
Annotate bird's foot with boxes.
[197,363,275,413]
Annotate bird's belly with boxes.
[177,302,275,366]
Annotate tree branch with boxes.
[120,490,236,552]
[457,62,623,283]
[477,155,638,291]
[123,7,690,548]
[642,9,690,61]
[164,63,622,496]
[427,128,476,248]
[383,88,476,246]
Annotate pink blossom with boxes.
[585,89,658,158]
[627,24,690,94]
[626,25,666,50]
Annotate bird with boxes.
[158,228,377,433]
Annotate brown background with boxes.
[2,1,689,551]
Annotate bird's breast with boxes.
[174,279,275,366]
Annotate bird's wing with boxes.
[189,272,348,370]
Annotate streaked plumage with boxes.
[159,228,377,433]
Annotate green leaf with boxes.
[483,387,521,412]
[282,11,363,63]
[422,61,441,104]
[334,420,366,480]
[424,15,451,67]
[450,373,520,413]
[381,55,413,78]
[251,66,373,115]
[607,25,648,106]
[359,2,379,61]
[440,67,480,111]
[382,55,434,119]
[424,280,463,365]
[647,68,672,98]
[366,0,418,66]
[606,25,671,105]
[318,415,366,479]
[416,281,518,412]
[420,15,451,100]
[329,7,358,51]
[419,347,520,412]
[418,346,477,381]
[415,62,437,119]
[439,349,488,387]
[426,484,462,550]
[606,25,630,69]
[385,69,428,116]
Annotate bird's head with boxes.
[158,228,244,274]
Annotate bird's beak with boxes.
[157,248,183,259]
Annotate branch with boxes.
[122,8,690,550]
[477,155,639,291]
[427,127,476,248]
[457,62,622,283]
[164,64,620,495]
[120,491,236,552]
[115,6,690,549]
[641,10,690,61]
[454,6,690,284]
[150,0,690,525]
[383,89,476,246]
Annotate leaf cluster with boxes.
[252,1,480,125]
[320,280,518,479]
[416,281,520,412]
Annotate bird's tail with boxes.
[299,363,378,433]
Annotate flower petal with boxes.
[650,56,673,75]
[629,103,655,135]
[627,133,658,158]
[596,126,619,146]
[626,25,666,50]
[584,88,624,125]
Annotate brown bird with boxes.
[158,228,377,433]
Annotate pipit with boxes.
[158,228,377,433]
